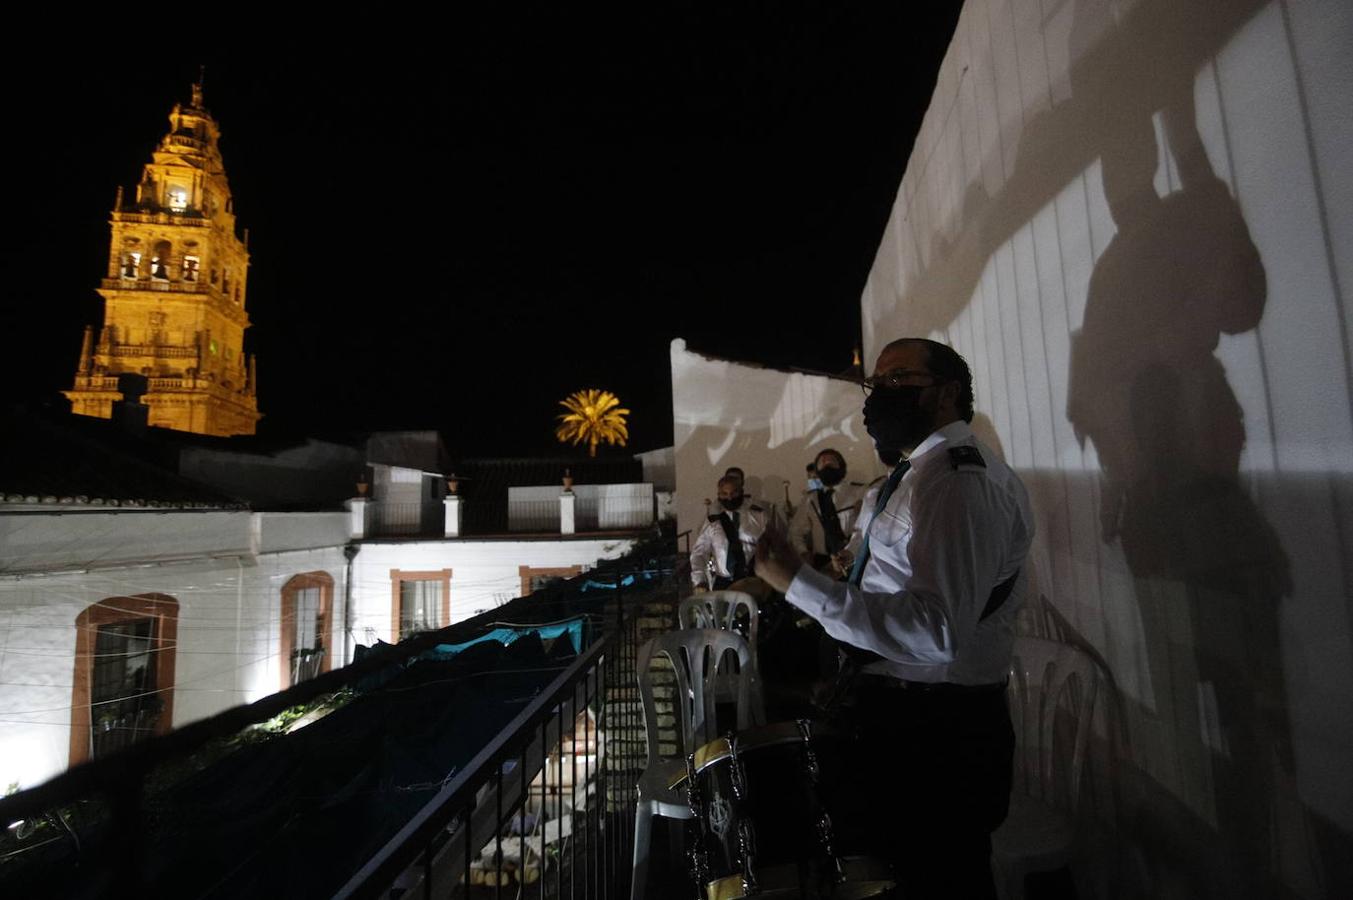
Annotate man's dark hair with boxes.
[815,448,846,469]
[882,338,975,423]
[724,467,744,480]
[717,475,741,490]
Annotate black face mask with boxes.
[863,385,935,453]
[818,465,845,487]
[719,494,745,511]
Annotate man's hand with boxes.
[755,523,803,594]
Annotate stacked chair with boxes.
[992,635,1112,899]
[677,590,765,725]
[631,593,763,900]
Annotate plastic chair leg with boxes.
[631,805,652,900]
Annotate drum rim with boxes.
[703,855,894,900]
[668,719,837,789]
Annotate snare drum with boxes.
[670,720,894,900]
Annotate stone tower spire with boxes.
[65,82,261,437]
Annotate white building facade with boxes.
[0,502,637,792]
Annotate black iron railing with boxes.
[335,565,649,899]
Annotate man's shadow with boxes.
[1064,0,1296,893]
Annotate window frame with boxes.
[518,565,583,598]
[69,594,179,767]
[390,569,452,642]
[279,572,335,690]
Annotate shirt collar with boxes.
[907,420,973,464]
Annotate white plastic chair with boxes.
[992,636,1107,900]
[631,628,759,900]
[677,590,765,723]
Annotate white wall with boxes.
[670,338,884,540]
[0,511,349,791]
[861,0,1352,894]
[635,446,676,492]
[508,484,655,532]
[0,510,632,792]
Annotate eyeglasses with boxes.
[860,369,946,395]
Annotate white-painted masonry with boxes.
[0,508,636,791]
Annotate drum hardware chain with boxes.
[796,719,820,782]
[727,732,747,800]
[798,719,847,887]
[816,811,846,885]
[737,819,760,896]
[726,732,761,895]
[686,752,711,892]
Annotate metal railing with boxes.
[509,498,563,533]
[336,564,651,899]
[368,500,442,536]
[90,705,161,760]
[101,277,213,294]
[108,344,199,359]
[112,211,211,226]
[290,647,325,685]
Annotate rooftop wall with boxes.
[861,0,1353,894]
[669,339,886,540]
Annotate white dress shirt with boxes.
[789,482,867,559]
[785,421,1034,685]
[691,503,776,588]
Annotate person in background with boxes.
[725,464,780,524]
[806,462,822,493]
[789,448,866,578]
[691,474,774,592]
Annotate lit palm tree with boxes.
[555,389,630,457]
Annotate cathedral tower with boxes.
[67,80,260,437]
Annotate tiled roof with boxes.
[0,410,246,509]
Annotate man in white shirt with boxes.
[788,448,868,577]
[756,338,1033,899]
[691,475,775,591]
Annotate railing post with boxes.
[345,497,367,539]
[443,494,462,537]
[560,491,576,535]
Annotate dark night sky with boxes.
[2,8,960,457]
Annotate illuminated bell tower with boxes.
[66,79,260,437]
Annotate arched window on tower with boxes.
[122,251,141,279]
[167,186,188,212]
[151,241,172,281]
[221,267,230,293]
[69,594,179,766]
[182,255,199,282]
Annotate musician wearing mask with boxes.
[755,338,1033,899]
[789,448,867,578]
[691,475,774,592]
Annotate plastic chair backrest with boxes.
[636,628,755,769]
[1006,636,1103,819]
[677,590,758,645]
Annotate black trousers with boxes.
[828,682,1014,899]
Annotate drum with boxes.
[670,720,893,900]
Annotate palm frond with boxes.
[554,389,630,456]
